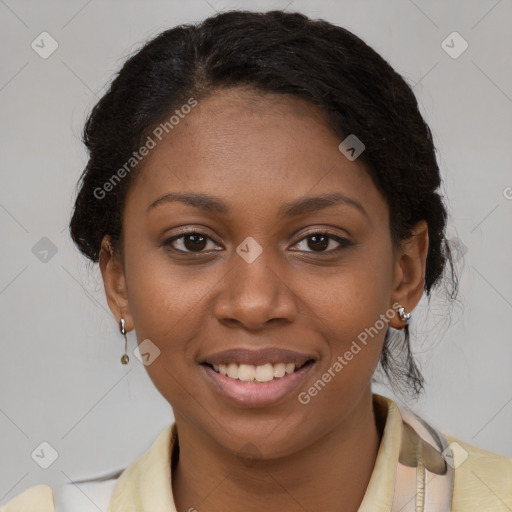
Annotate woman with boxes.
[2,9,510,512]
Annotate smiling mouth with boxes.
[202,360,315,383]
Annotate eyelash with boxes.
[162,229,352,255]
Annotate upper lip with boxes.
[202,348,316,367]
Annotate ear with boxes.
[99,235,134,332]
[388,220,429,329]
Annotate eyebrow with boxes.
[147,192,368,218]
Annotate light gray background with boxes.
[1,0,511,503]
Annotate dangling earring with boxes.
[397,306,411,324]
[119,317,130,365]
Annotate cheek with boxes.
[122,242,228,392]
[124,231,394,344]
[296,263,391,428]
[312,237,394,340]
[305,237,393,390]
[121,221,394,416]
[123,254,200,408]
[122,244,194,366]
[123,238,212,337]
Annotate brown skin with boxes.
[100,88,428,512]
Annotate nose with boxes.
[212,245,298,331]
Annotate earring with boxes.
[397,306,411,324]
[119,317,130,365]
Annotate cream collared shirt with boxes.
[1,394,511,511]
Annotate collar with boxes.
[108,393,408,512]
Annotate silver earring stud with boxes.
[397,306,411,323]
[119,317,129,365]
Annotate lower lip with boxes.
[200,363,315,408]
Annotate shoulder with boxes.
[446,433,512,511]
[0,478,119,512]
[0,425,175,512]
[0,484,54,511]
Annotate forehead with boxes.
[125,88,387,226]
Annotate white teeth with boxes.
[227,363,238,379]
[238,364,256,381]
[273,363,286,378]
[209,361,308,382]
[255,363,274,382]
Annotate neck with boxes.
[172,388,384,512]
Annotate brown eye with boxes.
[307,234,329,251]
[163,232,218,253]
[163,229,352,256]
[182,233,208,251]
[293,231,352,253]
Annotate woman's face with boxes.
[101,88,427,460]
